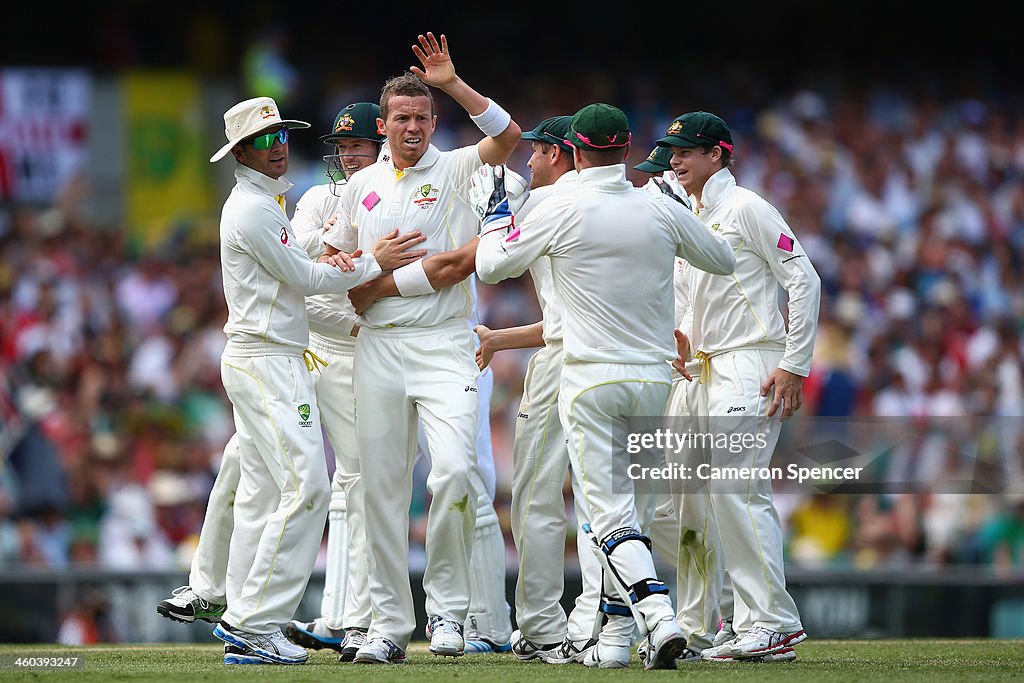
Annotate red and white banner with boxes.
[0,69,91,202]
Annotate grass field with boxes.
[1,641,1022,681]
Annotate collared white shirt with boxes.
[324,143,483,329]
[291,181,359,341]
[513,170,578,343]
[476,164,735,365]
[680,168,821,376]
[220,165,380,353]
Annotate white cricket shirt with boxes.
[513,170,578,343]
[324,143,483,329]
[680,168,821,376]
[291,181,359,341]
[476,164,735,365]
[220,165,381,355]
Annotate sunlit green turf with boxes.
[0,640,1022,681]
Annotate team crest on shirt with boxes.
[667,120,683,135]
[298,403,312,427]
[412,183,440,209]
[336,114,355,132]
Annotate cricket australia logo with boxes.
[667,120,683,135]
[412,183,440,209]
[336,113,355,132]
[298,403,313,428]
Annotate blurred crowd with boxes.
[2,67,1024,587]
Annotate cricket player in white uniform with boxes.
[347,117,602,662]
[157,102,424,664]
[205,96,386,665]
[471,116,605,664]
[283,102,406,661]
[321,33,521,665]
[657,111,820,661]
[630,145,727,662]
[475,103,735,670]
[345,230,517,655]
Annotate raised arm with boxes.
[410,32,521,164]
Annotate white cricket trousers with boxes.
[664,368,725,651]
[511,341,601,644]
[559,361,676,643]
[308,333,370,630]
[188,433,240,604]
[414,364,512,644]
[355,320,480,650]
[697,349,802,635]
[219,352,331,633]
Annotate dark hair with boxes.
[379,73,434,121]
[538,141,576,170]
[698,143,734,168]
[578,146,627,166]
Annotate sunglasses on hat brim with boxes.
[242,128,289,150]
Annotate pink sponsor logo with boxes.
[362,192,381,211]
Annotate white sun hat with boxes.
[210,96,310,162]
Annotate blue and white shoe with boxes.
[284,618,345,653]
[223,643,264,665]
[213,622,308,665]
[464,633,512,653]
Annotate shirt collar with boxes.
[700,167,735,210]
[576,164,631,191]
[387,144,441,176]
[555,170,578,185]
[235,164,294,197]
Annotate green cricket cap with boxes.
[656,111,733,152]
[320,102,384,144]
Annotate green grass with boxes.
[0,641,1022,681]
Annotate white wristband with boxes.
[393,259,435,297]
[470,98,511,138]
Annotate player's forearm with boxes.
[439,76,489,116]
[441,80,520,164]
[487,322,545,352]
[427,239,478,288]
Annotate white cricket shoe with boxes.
[157,585,226,624]
[705,645,797,662]
[509,629,561,661]
[643,616,688,670]
[339,628,367,662]
[543,635,597,664]
[637,637,701,663]
[427,616,465,657]
[708,626,806,659]
[353,637,407,664]
[712,618,735,647]
[583,643,631,669]
[212,623,308,664]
